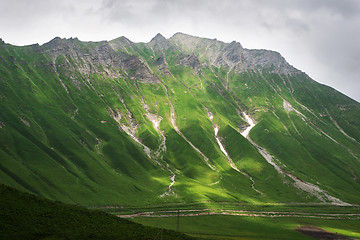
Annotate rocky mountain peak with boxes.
[168,33,299,75]
[170,32,210,51]
[239,49,299,74]
[227,41,243,50]
[109,36,134,52]
[150,33,166,42]
[43,36,63,47]
[114,36,133,44]
[41,37,83,52]
[169,33,227,65]
[42,37,73,58]
[171,32,193,39]
[147,33,171,52]
[212,40,244,68]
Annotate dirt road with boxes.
[296,226,358,240]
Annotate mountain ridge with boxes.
[0,32,359,208]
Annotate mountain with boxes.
[0,33,359,209]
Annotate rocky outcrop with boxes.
[240,49,299,74]
[155,56,171,75]
[109,36,134,53]
[41,33,300,82]
[147,33,172,53]
[42,37,83,61]
[176,53,201,70]
[120,54,160,84]
[43,37,159,84]
[170,32,227,63]
[170,32,299,75]
[214,41,244,68]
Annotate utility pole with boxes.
[176,209,180,232]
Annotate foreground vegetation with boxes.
[0,184,195,240]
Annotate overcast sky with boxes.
[1,0,359,102]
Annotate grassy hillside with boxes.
[0,33,359,208]
[0,184,196,240]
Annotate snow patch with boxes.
[207,111,214,121]
[283,100,303,117]
[287,173,349,206]
[283,100,294,112]
[241,112,255,138]
[160,171,176,197]
[146,113,162,132]
[121,125,152,159]
[247,138,349,205]
[284,101,339,144]
[326,108,357,143]
[214,126,229,158]
[213,119,262,194]
[170,102,216,171]
[214,125,219,136]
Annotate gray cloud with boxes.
[292,0,360,18]
[0,0,359,101]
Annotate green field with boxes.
[133,215,360,240]
[100,202,360,239]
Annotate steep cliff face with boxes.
[0,33,359,206]
[42,37,160,84]
[170,32,298,74]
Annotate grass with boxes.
[99,201,360,239]
[0,184,196,240]
[132,213,360,240]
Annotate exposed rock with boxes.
[176,53,201,70]
[42,37,80,60]
[109,36,134,53]
[214,41,243,68]
[147,33,172,52]
[170,32,299,75]
[241,49,299,75]
[155,56,171,75]
[156,56,166,67]
[107,107,123,124]
[170,32,218,53]
[120,54,160,84]
[42,33,300,82]
[223,41,243,63]
[170,32,227,63]
[43,37,159,84]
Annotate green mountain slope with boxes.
[0,33,359,207]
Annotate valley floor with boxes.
[96,202,360,240]
[296,226,356,240]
